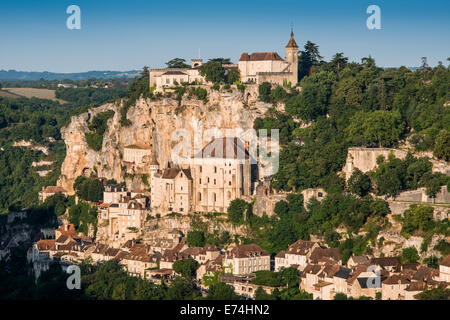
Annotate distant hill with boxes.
[0,70,141,81]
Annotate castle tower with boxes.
[285,28,299,85]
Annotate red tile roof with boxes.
[239,52,284,62]
[439,255,450,267]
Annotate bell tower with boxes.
[285,28,299,85]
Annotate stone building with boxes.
[439,255,450,283]
[150,137,256,215]
[150,59,206,92]
[123,143,152,165]
[150,29,299,91]
[274,240,319,271]
[38,186,68,202]
[190,137,255,213]
[223,244,271,275]
[150,168,193,214]
[238,30,299,86]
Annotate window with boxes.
[214,179,216,185]
[199,178,201,184]
[229,181,231,186]
[213,193,217,202]
[214,167,217,173]
[200,166,202,173]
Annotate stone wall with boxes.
[343,148,407,179]
[387,201,449,221]
[395,186,450,204]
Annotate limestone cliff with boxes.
[58,86,270,194]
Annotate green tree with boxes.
[298,41,323,80]
[187,230,206,247]
[165,277,200,300]
[209,58,232,65]
[330,52,348,73]
[401,205,433,237]
[419,285,450,300]
[346,110,403,147]
[433,129,450,161]
[172,258,200,279]
[205,282,242,300]
[258,82,272,103]
[254,286,276,300]
[227,199,249,225]
[401,247,420,264]
[226,69,240,84]
[166,58,190,69]
[347,168,371,197]
[198,61,225,83]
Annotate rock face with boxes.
[58,86,271,194]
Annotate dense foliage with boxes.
[258,49,449,193]
[73,176,105,202]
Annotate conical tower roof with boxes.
[286,29,299,48]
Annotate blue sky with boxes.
[0,0,449,73]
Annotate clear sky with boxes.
[0,0,449,73]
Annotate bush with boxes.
[258,82,272,103]
[187,230,206,247]
[401,247,419,264]
[172,258,199,278]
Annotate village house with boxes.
[275,240,319,271]
[118,244,160,279]
[309,247,342,265]
[346,255,369,268]
[150,168,193,215]
[346,264,388,299]
[159,240,188,269]
[146,268,176,284]
[103,185,127,204]
[219,274,283,299]
[223,244,271,275]
[381,274,411,300]
[404,281,426,300]
[370,257,401,273]
[99,188,150,241]
[38,186,68,202]
[438,255,450,282]
[197,254,224,284]
[181,244,221,265]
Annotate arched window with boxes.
[213,193,217,202]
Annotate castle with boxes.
[149,30,299,90]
